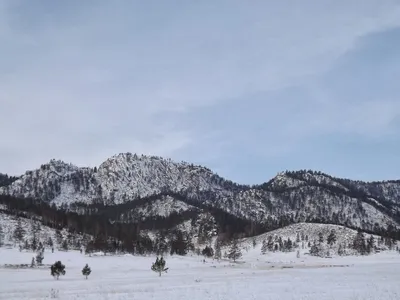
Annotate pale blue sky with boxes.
[1,0,400,184]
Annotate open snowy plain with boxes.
[1,247,399,300]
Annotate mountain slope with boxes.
[0,154,245,206]
[1,155,400,240]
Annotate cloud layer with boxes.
[1,0,400,183]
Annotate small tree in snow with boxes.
[252,238,257,249]
[51,261,66,280]
[31,257,35,268]
[296,233,300,243]
[47,237,53,248]
[202,246,214,258]
[13,219,25,244]
[214,241,222,261]
[267,235,275,251]
[367,235,375,254]
[228,239,242,262]
[310,241,324,257]
[327,230,337,246]
[82,264,91,279]
[338,243,345,256]
[318,232,324,244]
[36,250,44,265]
[151,257,168,276]
[0,224,4,247]
[61,239,68,251]
[353,231,367,255]
[261,239,268,255]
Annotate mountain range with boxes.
[1,153,400,244]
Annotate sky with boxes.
[1,0,400,184]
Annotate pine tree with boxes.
[296,233,300,243]
[13,218,25,243]
[47,237,53,248]
[252,238,257,249]
[31,234,38,251]
[353,231,367,255]
[261,239,268,255]
[318,232,324,244]
[82,264,91,279]
[155,233,168,256]
[327,230,337,246]
[338,243,345,256]
[0,224,4,247]
[202,246,214,258]
[285,238,293,252]
[267,235,274,251]
[310,242,322,257]
[227,239,242,262]
[214,240,222,261]
[50,261,66,280]
[62,239,68,251]
[151,257,168,276]
[367,235,375,254]
[36,250,44,265]
[55,229,63,246]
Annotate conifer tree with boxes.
[55,230,63,246]
[228,239,242,262]
[13,218,25,243]
[367,235,375,254]
[318,232,324,244]
[36,250,44,265]
[327,230,337,246]
[62,239,68,251]
[338,243,345,256]
[82,264,91,279]
[285,238,293,252]
[296,233,300,243]
[50,261,66,280]
[261,239,268,255]
[0,224,4,247]
[252,238,257,249]
[31,234,38,251]
[202,246,214,258]
[267,235,275,251]
[214,240,222,261]
[47,237,53,248]
[353,231,367,255]
[151,257,168,276]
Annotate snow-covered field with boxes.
[1,248,399,300]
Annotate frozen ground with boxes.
[0,247,399,300]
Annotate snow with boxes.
[0,212,87,249]
[0,247,399,300]
[133,196,196,219]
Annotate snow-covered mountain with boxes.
[0,154,243,206]
[1,154,400,237]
